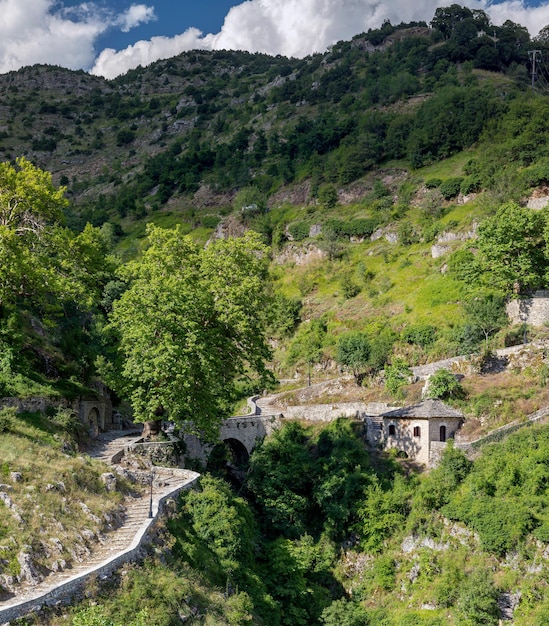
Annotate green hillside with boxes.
[5,5,549,623]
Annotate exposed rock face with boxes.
[17,551,43,586]
[274,243,326,266]
[430,222,478,258]
[101,473,118,492]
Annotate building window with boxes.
[413,426,421,437]
[440,425,447,442]
[388,424,396,436]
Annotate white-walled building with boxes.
[365,398,463,466]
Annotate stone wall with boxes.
[280,401,394,422]
[0,396,113,437]
[507,291,549,327]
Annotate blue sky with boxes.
[84,1,239,51]
[2,0,549,79]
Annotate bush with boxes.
[340,274,361,299]
[439,177,464,200]
[460,175,481,195]
[425,177,442,188]
[402,324,437,348]
[201,215,221,229]
[426,368,465,400]
[321,599,370,626]
[51,406,81,434]
[347,218,378,238]
[0,407,15,433]
[288,221,310,241]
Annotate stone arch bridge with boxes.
[181,414,284,467]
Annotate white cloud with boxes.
[3,0,549,80]
[92,28,213,79]
[0,1,154,74]
[90,0,549,79]
[117,4,156,33]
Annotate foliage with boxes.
[402,324,437,349]
[439,177,464,200]
[470,202,547,294]
[336,332,371,384]
[456,568,500,625]
[426,368,465,400]
[441,425,549,556]
[384,357,412,400]
[105,227,272,435]
[288,221,311,241]
[286,317,328,370]
[320,598,370,625]
[0,407,15,433]
[179,475,257,583]
[359,474,413,553]
[463,292,508,351]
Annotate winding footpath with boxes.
[0,431,200,624]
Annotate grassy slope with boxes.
[0,411,136,591]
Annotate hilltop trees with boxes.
[105,227,272,436]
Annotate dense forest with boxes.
[5,3,549,624]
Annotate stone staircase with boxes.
[0,431,199,623]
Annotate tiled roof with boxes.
[381,398,463,419]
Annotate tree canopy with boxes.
[105,226,272,436]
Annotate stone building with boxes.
[365,398,463,466]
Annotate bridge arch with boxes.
[181,414,284,468]
[223,437,250,467]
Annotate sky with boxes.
[2,0,549,79]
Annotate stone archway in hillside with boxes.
[86,407,101,438]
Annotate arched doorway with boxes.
[87,408,100,438]
[440,425,447,442]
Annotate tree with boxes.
[0,157,68,309]
[430,5,475,39]
[464,292,508,351]
[105,226,272,436]
[336,332,371,385]
[474,202,546,295]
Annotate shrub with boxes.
[51,406,81,434]
[288,221,310,241]
[460,175,481,195]
[340,274,361,299]
[347,218,378,238]
[426,368,465,400]
[0,407,15,433]
[425,177,442,188]
[201,215,220,229]
[321,599,370,626]
[116,128,136,146]
[323,219,347,239]
[318,183,338,208]
[402,324,437,348]
[439,177,464,200]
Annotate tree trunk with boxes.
[142,419,162,438]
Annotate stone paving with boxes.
[0,430,199,623]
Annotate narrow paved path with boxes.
[0,431,199,622]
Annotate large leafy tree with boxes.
[0,157,67,310]
[473,202,547,295]
[106,226,272,436]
